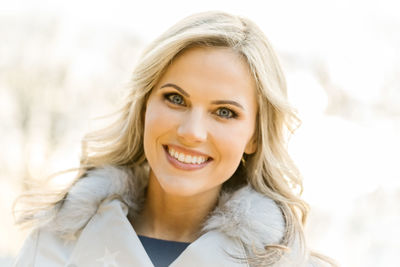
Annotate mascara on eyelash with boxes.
[216,107,238,119]
[164,92,185,105]
[163,93,239,119]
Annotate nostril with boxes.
[177,125,208,143]
[176,113,208,141]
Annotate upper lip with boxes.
[164,144,213,159]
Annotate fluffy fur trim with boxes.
[202,186,285,249]
[44,166,148,239]
[43,166,303,261]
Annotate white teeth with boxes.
[167,146,208,164]
[184,155,192,164]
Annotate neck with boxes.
[132,172,221,242]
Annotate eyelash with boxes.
[163,92,238,119]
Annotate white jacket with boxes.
[14,166,326,267]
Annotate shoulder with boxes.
[13,228,76,267]
[203,185,285,249]
[14,198,131,267]
[38,165,146,239]
[204,186,330,266]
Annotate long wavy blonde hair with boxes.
[15,11,334,266]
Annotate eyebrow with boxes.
[160,83,190,97]
[211,100,244,109]
[159,83,245,110]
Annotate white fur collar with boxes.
[43,166,310,264]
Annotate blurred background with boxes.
[1,0,399,266]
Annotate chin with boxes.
[158,177,219,198]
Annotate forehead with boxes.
[168,46,253,83]
[158,47,257,105]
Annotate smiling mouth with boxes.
[163,145,212,169]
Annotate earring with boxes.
[241,156,246,166]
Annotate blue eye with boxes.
[165,93,185,106]
[216,107,237,119]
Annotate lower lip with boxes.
[163,146,212,171]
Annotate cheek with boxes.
[144,101,179,142]
[212,123,253,160]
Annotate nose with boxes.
[177,108,208,145]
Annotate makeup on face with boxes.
[143,47,257,197]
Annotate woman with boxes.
[14,11,334,266]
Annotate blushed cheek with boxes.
[215,128,249,161]
[144,103,180,138]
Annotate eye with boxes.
[165,93,185,106]
[215,107,237,119]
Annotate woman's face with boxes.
[143,47,258,197]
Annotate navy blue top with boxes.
[138,235,191,267]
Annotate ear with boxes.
[244,135,257,154]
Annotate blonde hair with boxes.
[15,11,334,266]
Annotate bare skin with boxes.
[132,171,220,242]
[132,47,257,242]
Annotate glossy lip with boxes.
[163,145,213,171]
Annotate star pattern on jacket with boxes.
[96,247,120,267]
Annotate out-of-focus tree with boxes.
[0,14,143,256]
